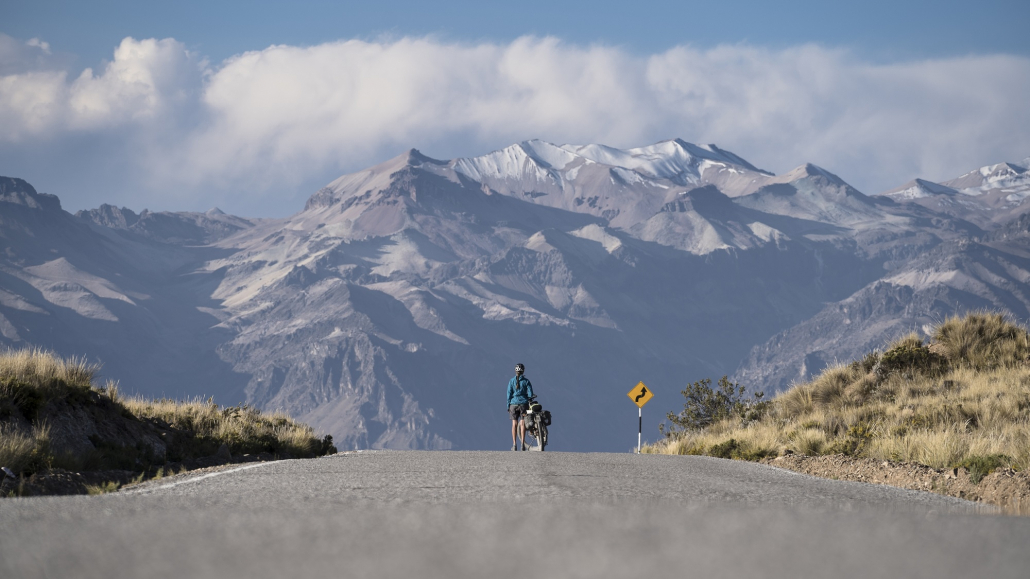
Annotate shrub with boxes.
[704,438,776,461]
[852,351,882,375]
[825,422,874,456]
[319,435,337,456]
[956,454,1011,484]
[877,334,949,379]
[660,376,769,435]
[708,438,740,459]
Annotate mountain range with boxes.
[2,140,1029,451]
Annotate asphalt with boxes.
[1,451,1028,578]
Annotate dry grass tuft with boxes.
[85,481,121,495]
[933,311,1030,370]
[121,397,326,458]
[0,423,50,474]
[0,347,95,390]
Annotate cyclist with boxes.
[507,363,534,451]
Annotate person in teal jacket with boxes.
[507,363,534,451]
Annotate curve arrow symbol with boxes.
[635,387,648,403]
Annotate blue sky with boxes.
[9,0,1030,65]
[2,0,1029,216]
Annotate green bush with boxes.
[704,438,776,461]
[660,376,769,436]
[877,335,948,379]
[708,438,740,459]
[319,435,337,456]
[956,454,1011,484]
[825,422,874,456]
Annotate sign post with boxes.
[626,381,653,453]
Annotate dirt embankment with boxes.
[763,452,1030,514]
[2,350,336,497]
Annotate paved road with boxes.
[2,451,1028,578]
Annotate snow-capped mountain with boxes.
[3,142,1029,450]
[881,158,1030,227]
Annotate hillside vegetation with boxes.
[0,349,335,495]
[646,312,1030,486]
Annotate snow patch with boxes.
[570,224,623,253]
[748,222,787,242]
[370,235,437,277]
[610,167,651,186]
[563,140,704,182]
[886,269,990,294]
[37,282,119,321]
[525,231,557,253]
[24,258,139,305]
[1006,190,1030,203]
[890,185,931,200]
[454,140,573,183]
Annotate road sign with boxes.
[627,382,653,408]
[628,381,653,454]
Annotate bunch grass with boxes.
[121,395,328,459]
[645,312,1030,481]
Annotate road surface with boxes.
[1,451,1028,578]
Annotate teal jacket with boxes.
[507,375,534,407]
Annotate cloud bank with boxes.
[1,33,1029,215]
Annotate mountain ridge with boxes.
[4,139,1030,450]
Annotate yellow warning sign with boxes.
[627,382,653,408]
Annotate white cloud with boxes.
[0,36,203,141]
[68,37,204,130]
[1,34,1028,214]
[178,37,659,188]
[25,38,51,55]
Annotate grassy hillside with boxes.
[645,312,1030,482]
[0,349,335,494]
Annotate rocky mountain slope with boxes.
[0,177,252,403]
[739,156,1030,391]
[2,142,1028,450]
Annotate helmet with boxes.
[515,363,525,373]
